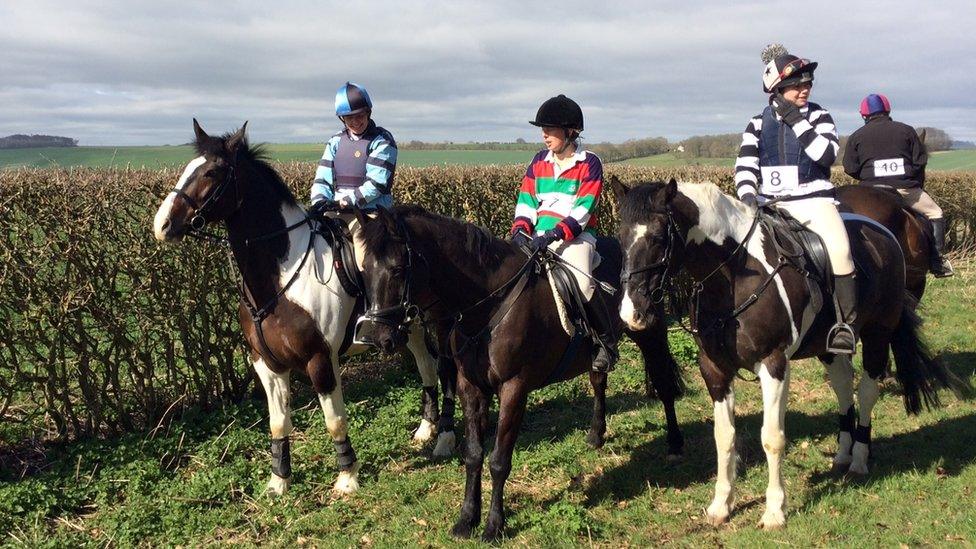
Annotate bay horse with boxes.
[152,120,455,496]
[355,205,684,541]
[613,179,966,529]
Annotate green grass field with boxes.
[0,145,534,169]
[617,152,736,168]
[3,260,974,546]
[928,150,976,171]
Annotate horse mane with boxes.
[195,130,297,207]
[364,204,513,268]
[619,182,670,223]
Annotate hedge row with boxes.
[1,164,972,442]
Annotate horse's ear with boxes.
[609,175,629,205]
[193,118,208,142]
[353,206,370,228]
[226,121,248,154]
[375,205,398,233]
[664,178,678,202]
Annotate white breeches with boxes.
[776,197,855,275]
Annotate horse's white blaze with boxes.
[253,358,292,440]
[706,388,737,525]
[619,291,644,330]
[825,355,855,466]
[153,155,207,241]
[758,362,789,529]
[850,373,880,475]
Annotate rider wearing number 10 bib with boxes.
[734,44,857,355]
[843,93,953,277]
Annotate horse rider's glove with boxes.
[511,231,531,247]
[530,229,561,252]
[772,93,804,126]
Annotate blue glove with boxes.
[530,229,561,251]
[511,231,531,247]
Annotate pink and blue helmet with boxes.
[335,82,373,116]
[859,93,891,117]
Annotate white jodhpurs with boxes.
[548,234,598,300]
[775,197,855,276]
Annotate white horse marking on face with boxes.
[153,156,208,240]
[619,291,643,330]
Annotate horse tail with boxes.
[889,292,972,414]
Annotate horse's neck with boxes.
[225,183,307,303]
[415,222,523,311]
[674,188,756,283]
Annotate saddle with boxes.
[313,214,365,298]
[543,256,589,338]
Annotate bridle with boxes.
[354,219,425,346]
[620,209,682,305]
[170,161,242,239]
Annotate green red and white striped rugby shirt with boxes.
[511,148,604,240]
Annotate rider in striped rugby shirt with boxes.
[734,44,857,355]
[510,95,618,372]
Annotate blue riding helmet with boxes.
[335,82,373,116]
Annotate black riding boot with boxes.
[930,218,954,278]
[583,290,619,372]
[826,273,858,355]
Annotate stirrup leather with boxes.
[826,322,857,354]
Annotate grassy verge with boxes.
[2,263,974,547]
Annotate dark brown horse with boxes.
[152,120,453,497]
[355,205,684,541]
[614,180,965,529]
[836,184,931,302]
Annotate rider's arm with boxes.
[790,105,839,168]
[310,137,340,204]
[910,127,928,185]
[842,133,861,179]
[353,134,398,206]
[554,154,602,241]
[512,157,540,236]
[734,116,762,200]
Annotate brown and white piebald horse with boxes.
[153,120,455,496]
[614,180,965,529]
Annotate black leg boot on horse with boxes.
[583,288,619,372]
[930,218,954,278]
[827,273,858,355]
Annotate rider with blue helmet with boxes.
[310,82,397,268]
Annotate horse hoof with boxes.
[759,510,786,530]
[433,431,456,458]
[830,460,852,475]
[413,419,436,443]
[482,526,503,543]
[450,520,474,539]
[332,462,361,495]
[846,463,869,477]
[705,501,731,527]
[266,474,290,496]
[585,430,605,449]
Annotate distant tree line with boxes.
[0,134,79,149]
[400,136,671,162]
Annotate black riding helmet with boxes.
[761,44,817,93]
[529,94,584,132]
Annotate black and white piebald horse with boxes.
[152,120,455,496]
[614,179,965,529]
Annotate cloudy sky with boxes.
[3,1,974,146]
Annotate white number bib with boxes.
[873,158,906,177]
[761,165,800,195]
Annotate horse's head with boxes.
[613,178,683,331]
[153,119,248,242]
[355,207,430,354]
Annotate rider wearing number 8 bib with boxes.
[735,44,857,354]
[843,93,953,277]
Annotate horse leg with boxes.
[704,359,736,526]
[433,352,458,458]
[585,370,608,448]
[632,320,685,459]
[850,333,887,475]
[406,324,439,443]
[451,372,489,539]
[483,381,529,542]
[309,351,360,494]
[758,357,790,530]
[253,358,293,496]
[821,353,856,472]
